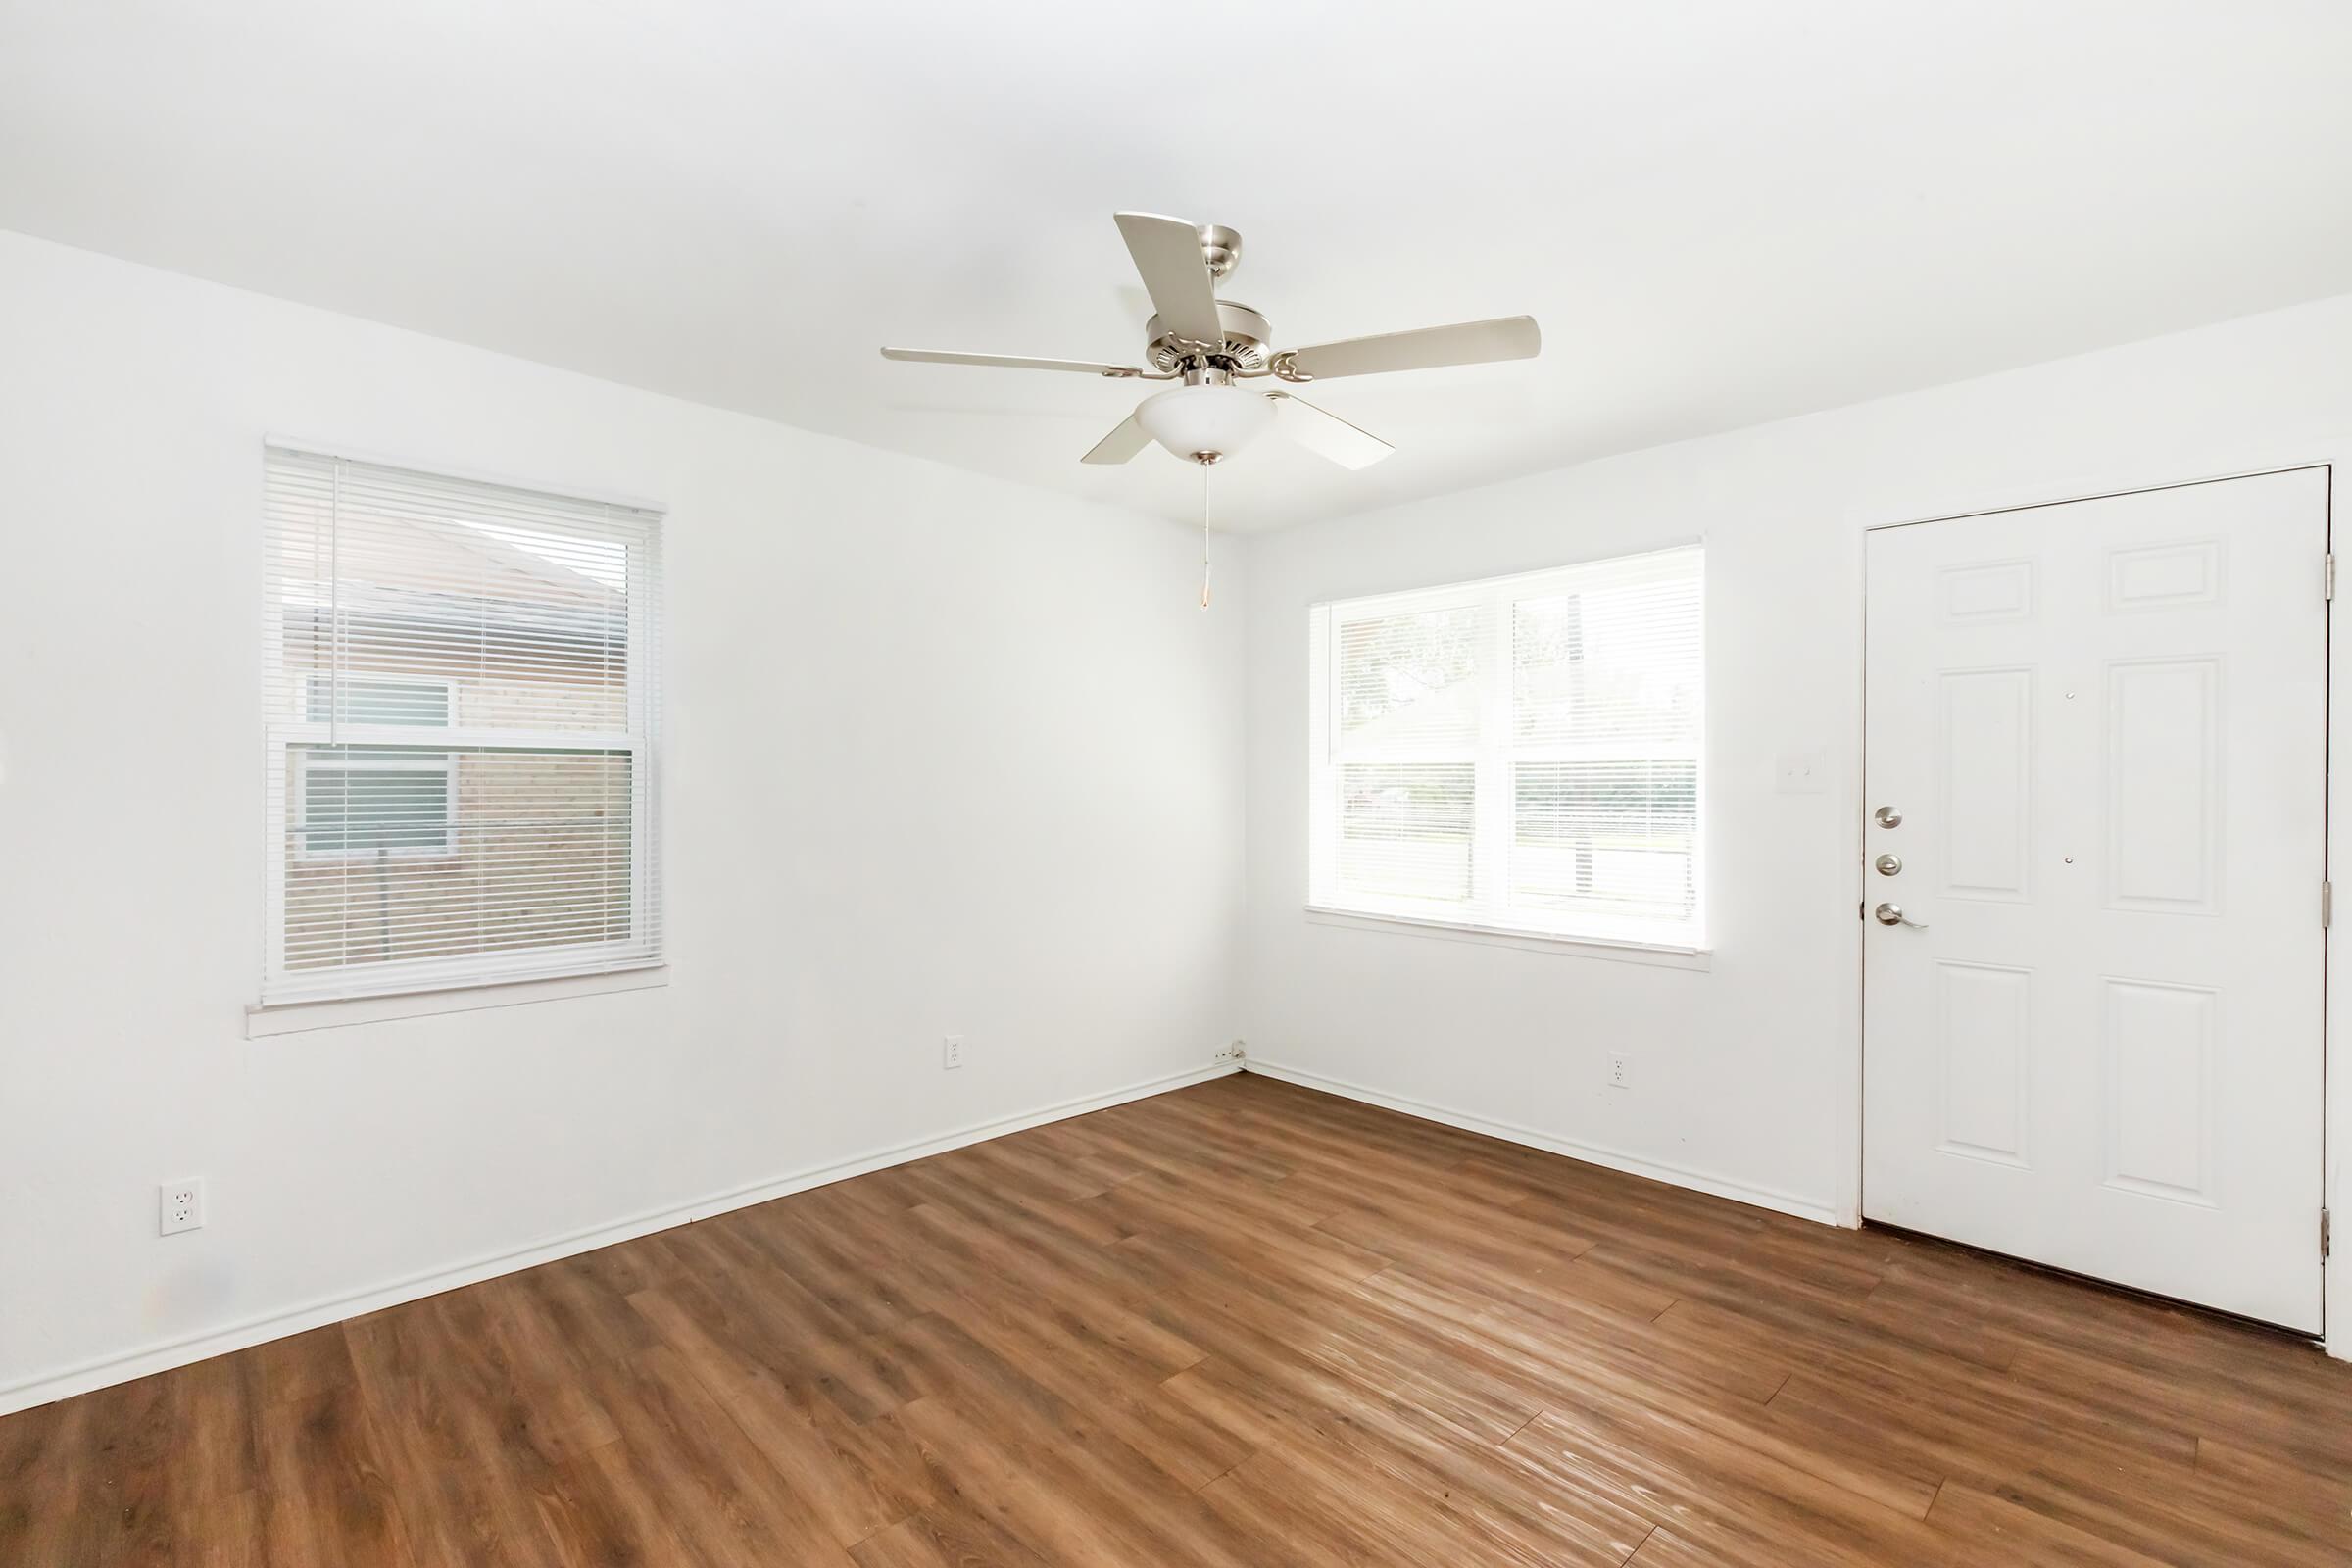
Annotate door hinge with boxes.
[2326,882,2335,929]
[2328,553,2337,602]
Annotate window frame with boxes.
[1305,545,1707,954]
[259,448,663,1008]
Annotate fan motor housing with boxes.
[1146,299,1271,374]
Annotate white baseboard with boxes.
[0,1061,1238,1418]
[1243,1059,1839,1227]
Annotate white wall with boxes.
[0,230,1247,1412]
[1238,291,2352,1350]
[9,223,2347,1405]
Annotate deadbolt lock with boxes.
[1874,806,1902,828]
[1874,853,1902,876]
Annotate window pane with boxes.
[1335,607,1485,750]
[1514,557,1700,746]
[283,747,635,972]
[268,459,636,735]
[1511,760,1696,922]
[1338,762,1474,902]
[300,754,451,855]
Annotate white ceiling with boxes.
[5,2,2350,532]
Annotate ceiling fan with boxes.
[880,212,1542,472]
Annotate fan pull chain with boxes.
[1200,462,1212,609]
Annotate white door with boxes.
[1862,467,2328,1331]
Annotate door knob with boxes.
[1873,902,1928,929]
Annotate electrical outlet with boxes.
[1212,1039,1248,1066]
[1607,1053,1631,1091]
[943,1034,964,1070]
[159,1179,204,1236]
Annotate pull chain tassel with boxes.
[1200,462,1212,609]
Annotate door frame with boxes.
[1844,458,2335,1348]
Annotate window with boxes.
[295,751,455,859]
[1307,545,1703,948]
[293,677,456,860]
[262,448,662,1004]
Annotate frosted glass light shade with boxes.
[1135,383,1275,462]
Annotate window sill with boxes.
[1302,906,1712,968]
[246,963,670,1037]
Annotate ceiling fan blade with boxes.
[1113,212,1224,346]
[1080,411,1152,466]
[1270,392,1394,470]
[1280,315,1541,381]
[881,347,1143,377]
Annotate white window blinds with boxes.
[1307,545,1704,948]
[262,447,662,1004]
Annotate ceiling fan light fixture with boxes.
[881,211,1541,480]
[1135,382,1275,465]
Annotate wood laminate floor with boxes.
[5,1072,2349,1566]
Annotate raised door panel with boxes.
[2101,978,2217,1205]
[1937,667,2033,902]
[1936,961,2031,1168]
[2105,658,2221,914]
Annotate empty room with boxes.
[5,3,2352,1563]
